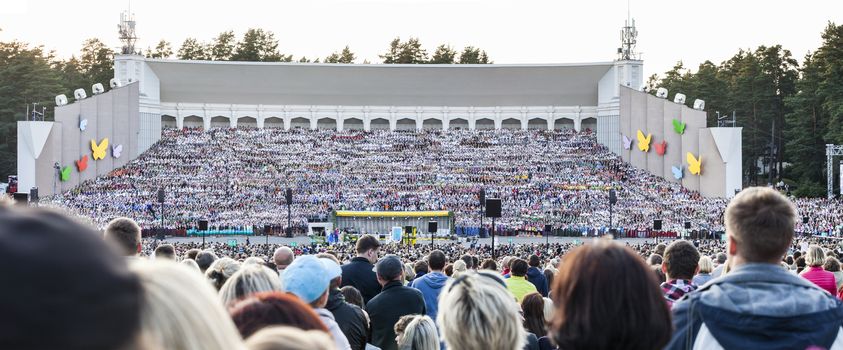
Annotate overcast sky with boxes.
[1,0,840,78]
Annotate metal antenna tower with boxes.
[618,0,639,60]
[118,4,138,55]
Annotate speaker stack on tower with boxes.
[485,199,502,218]
[428,221,438,233]
[684,221,691,230]
[653,219,663,231]
[608,189,617,205]
[199,220,209,231]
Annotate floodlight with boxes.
[674,93,686,104]
[92,83,104,95]
[693,99,705,110]
[110,78,121,89]
[55,95,68,106]
[74,89,87,101]
[656,87,668,98]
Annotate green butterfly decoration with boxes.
[672,119,686,135]
[60,166,71,182]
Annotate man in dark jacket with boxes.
[366,254,426,350]
[667,188,843,349]
[526,255,549,297]
[320,254,368,350]
[341,234,382,304]
[411,249,449,321]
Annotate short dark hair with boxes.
[529,255,541,267]
[550,241,671,350]
[414,260,429,274]
[647,254,663,266]
[460,254,474,269]
[185,248,201,260]
[663,240,700,280]
[510,259,529,277]
[428,250,446,270]
[341,286,364,308]
[230,292,327,338]
[356,234,381,254]
[481,259,498,271]
[104,217,141,256]
[154,244,176,260]
[195,251,218,272]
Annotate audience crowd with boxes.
[44,128,843,236]
[7,187,843,349]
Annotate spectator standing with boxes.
[800,245,837,295]
[661,240,700,307]
[319,255,368,350]
[506,258,538,302]
[667,187,843,349]
[526,255,549,297]
[342,235,382,304]
[411,249,449,321]
[104,217,142,257]
[366,254,426,350]
[692,256,713,286]
[273,246,295,273]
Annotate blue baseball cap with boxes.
[320,258,342,280]
[281,255,331,303]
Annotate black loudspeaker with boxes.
[29,187,39,203]
[404,226,413,233]
[285,188,293,204]
[157,188,165,203]
[485,198,502,218]
[12,193,28,205]
[479,189,486,207]
[198,220,209,231]
[544,224,552,234]
[684,221,691,229]
[264,225,271,234]
[428,221,438,233]
[802,216,809,224]
[653,219,663,231]
[608,189,617,205]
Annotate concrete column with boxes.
[176,116,184,129]
[257,117,265,129]
[202,117,211,131]
[363,110,371,131]
[283,117,291,131]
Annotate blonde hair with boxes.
[452,260,467,278]
[437,271,525,350]
[244,326,334,350]
[206,257,242,289]
[131,260,246,350]
[397,315,439,350]
[725,187,796,262]
[805,245,826,267]
[181,259,201,272]
[542,297,554,323]
[698,256,713,274]
[219,264,283,306]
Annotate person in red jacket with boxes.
[800,245,837,295]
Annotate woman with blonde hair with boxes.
[452,259,467,278]
[800,245,837,295]
[206,257,242,290]
[245,326,334,350]
[131,260,246,350]
[438,271,525,350]
[219,263,283,306]
[394,314,439,350]
[692,256,714,286]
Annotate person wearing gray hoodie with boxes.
[411,250,449,321]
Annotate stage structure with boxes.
[333,210,453,236]
[17,16,738,200]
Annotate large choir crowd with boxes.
[46,128,843,237]
[7,187,843,350]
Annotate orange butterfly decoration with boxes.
[654,140,667,156]
[76,155,89,172]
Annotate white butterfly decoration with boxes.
[112,144,123,158]
[79,119,88,131]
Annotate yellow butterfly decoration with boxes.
[636,130,652,152]
[91,138,109,160]
[686,152,702,175]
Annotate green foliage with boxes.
[177,38,210,60]
[380,37,428,64]
[458,46,490,64]
[231,28,292,62]
[211,31,236,60]
[429,45,457,64]
[147,40,173,59]
[325,46,355,63]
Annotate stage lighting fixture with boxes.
[73,89,87,101]
[674,93,686,104]
[55,95,68,106]
[693,99,705,110]
[656,87,668,99]
[110,78,122,89]
[92,83,105,95]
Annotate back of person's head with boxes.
[521,292,548,337]
[444,264,454,277]
[395,315,439,350]
[452,259,467,278]
[282,255,332,307]
[725,187,796,263]
[654,243,666,257]
[230,292,328,338]
[0,207,141,350]
[823,257,840,272]
[510,258,529,277]
[698,255,713,274]
[542,297,554,323]
[529,255,541,267]
[428,250,447,270]
[273,247,295,270]
[471,256,479,270]
[104,217,142,256]
[154,244,176,260]
[131,260,245,350]
[438,271,525,350]
[220,264,283,306]
[196,250,219,272]
[414,260,429,274]
[185,248,201,261]
[340,286,364,309]
[543,268,555,288]
[663,240,700,280]
[481,258,498,271]
[502,256,513,270]
[715,252,727,265]
[460,254,474,269]
[181,258,201,272]
[550,240,671,350]
[806,245,826,267]
[647,254,663,266]
[244,326,334,350]
[356,234,381,254]
[206,257,242,290]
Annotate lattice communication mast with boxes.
[118,10,138,55]
[618,12,639,60]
